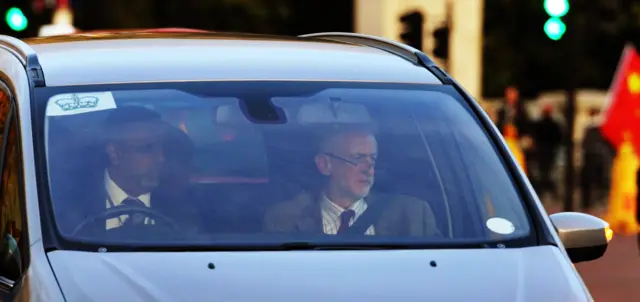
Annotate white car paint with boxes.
[48,246,587,302]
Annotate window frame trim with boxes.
[32,80,542,251]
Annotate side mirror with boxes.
[0,233,21,282]
[549,212,613,263]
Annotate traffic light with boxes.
[399,11,424,50]
[432,26,449,60]
[5,7,27,32]
[0,0,52,38]
[543,0,569,40]
[544,18,566,41]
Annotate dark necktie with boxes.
[337,210,355,234]
[121,197,147,226]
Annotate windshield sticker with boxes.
[486,217,516,235]
[46,92,117,116]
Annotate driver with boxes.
[65,106,197,234]
[102,106,167,230]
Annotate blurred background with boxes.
[4,0,640,299]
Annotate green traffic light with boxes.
[544,17,566,41]
[5,7,27,32]
[544,0,569,18]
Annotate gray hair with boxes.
[318,125,376,154]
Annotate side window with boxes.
[0,87,23,284]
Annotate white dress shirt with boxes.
[321,196,375,235]
[105,170,152,230]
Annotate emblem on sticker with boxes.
[486,217,516,235]
[55,94,99,111]
[46,91,117,117]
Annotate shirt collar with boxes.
[104,170,151,206]
[321,195,365,217]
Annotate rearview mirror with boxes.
[213,104,292,126]
[549,212,612,263]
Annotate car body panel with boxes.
[48,246,587,302]
[0,48,65,301]
[450,76,591,297]
[14,240,66,301]
[25,34,442,87]
[0,41,43,247]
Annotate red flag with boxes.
[600,44,640,150]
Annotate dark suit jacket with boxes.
[263,191,441,237]
[55,170,201,236]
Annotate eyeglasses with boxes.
[324,152,376,167]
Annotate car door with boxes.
[0,83,28,301]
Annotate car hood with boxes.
[47,246,589,302]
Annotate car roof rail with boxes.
[0,35,39,67]
[300,32,428,64]
[0,35,45,87]
[299,32,452,84]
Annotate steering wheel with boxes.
[72,205,181,236]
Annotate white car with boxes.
[0,29,610,302]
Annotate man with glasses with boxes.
[264,127,440,237]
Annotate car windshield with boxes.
[36,81,533,250]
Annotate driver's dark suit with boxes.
[104,170,152,230]
[54,168,200,236]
